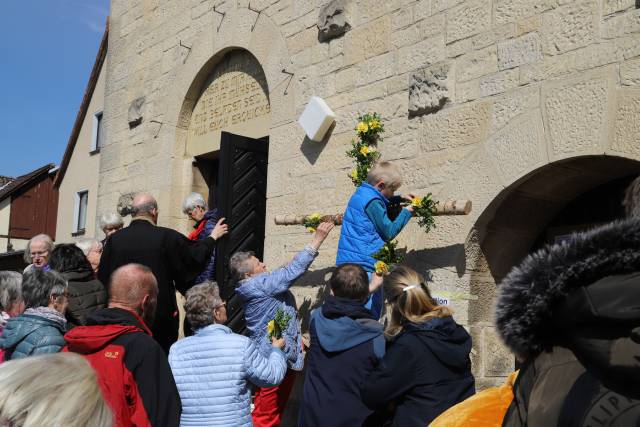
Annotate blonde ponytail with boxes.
[384,265,452,337]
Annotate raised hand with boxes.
[211,218,228,241]
[311,221,335,250]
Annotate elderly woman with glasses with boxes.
[23,234,54,273]
[169,281,287,427]
[0,269,68,360]
[182,192,219,284]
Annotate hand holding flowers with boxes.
[409,193,437,233]
[267,308,291,348]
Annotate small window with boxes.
[91,111,103,153]
[73,190,89,235]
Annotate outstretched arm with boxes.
[262,222,334,297]
[365,200,412,241]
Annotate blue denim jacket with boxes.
[235,245,318,371]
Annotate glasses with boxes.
[30,251,48,258]
[214,301,226,309]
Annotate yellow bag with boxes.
[429,371,519,427]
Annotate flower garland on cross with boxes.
[345,112,439,274]
[347,113,383,186]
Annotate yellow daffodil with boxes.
[357,122,369,133]
[267,320,275,336]
[360,145,371,156]
[307,227,316,233]
[350,169,359,180]
[375,261,389,275]
[308,213,322,222]
[411,197,423,207]
[370,119,381,130]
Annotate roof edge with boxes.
[0,163,56,203]
[54,17,109,188]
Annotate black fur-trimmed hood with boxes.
[495,218,640,360]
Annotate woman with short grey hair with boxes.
[0,271,24,362]
[182,192,219,284]
[0,271,23,318]
[0,269,68,360]
[99,212,124,239]
[169,281,287,426]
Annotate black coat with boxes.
[361,317,475,426]
[497,218,640,426]
[61,268,107,327]
[98,219,215,353]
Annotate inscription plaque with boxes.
[187,50,270,156]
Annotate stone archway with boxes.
[474,155,640,284]
[460,155,640,386]
[159,4,293,232]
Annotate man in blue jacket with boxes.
[298,263,385,427]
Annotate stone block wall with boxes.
[100,0,640,418]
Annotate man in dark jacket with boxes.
[298,264,385,427]
[496,177,640,426]
[99,193,227,353]
[65,263,181,427]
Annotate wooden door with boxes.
[215,132,268,333]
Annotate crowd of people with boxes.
[0,161,638,426]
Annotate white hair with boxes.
[0,271,22,312]
[23,234,54,264]
[75,238,101,256]
[182,192,207,214]
[0,352,113,427]
[99,212,124,230]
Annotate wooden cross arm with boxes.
[273,200,472,225]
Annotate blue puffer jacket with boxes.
[337,183,388,272]
[169,324,286,426]
[236,245,318,371]
[194,209,219,284]
[0,313,66,360]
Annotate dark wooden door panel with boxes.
[215,132,268,333]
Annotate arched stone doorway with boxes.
[474,155,640,284]
[184,49,271,209]
[178,48,272,332]
[466,155,640,385]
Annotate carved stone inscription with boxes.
[187,51,270,155]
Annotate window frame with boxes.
[90,110,103,154]
[72,189,89,236]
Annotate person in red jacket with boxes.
[64,263,181,427]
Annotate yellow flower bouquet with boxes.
[267,308,291,340]
[372,240,405,276]
[303,213,323,233]
[410,193,437,233]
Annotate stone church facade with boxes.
[98,0,640,405]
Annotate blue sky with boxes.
[0,0,109,178]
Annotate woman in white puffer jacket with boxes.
[169,281,287,426]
